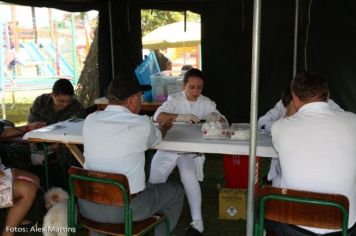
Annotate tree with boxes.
[76,27,99,108]
[76,11,200,107]
[141,10,200,36]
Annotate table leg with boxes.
[64,144,85,167]
[38,143,50,190]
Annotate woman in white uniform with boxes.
[149,68,224,233]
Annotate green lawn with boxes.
[0,103,32,125]
[0,89,50,125]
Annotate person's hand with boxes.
[28,122,46,131]
[157,117,174,138]
[160,117,174,131]
[176,114,200,123]
[206,112,221,123]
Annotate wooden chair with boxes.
[67,166,170,236]
[255,186,349,236]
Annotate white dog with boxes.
[42,187,70,236]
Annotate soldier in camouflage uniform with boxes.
[26,78,86,188]
[27,78,86,125]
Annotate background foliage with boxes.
[141,10,200,36]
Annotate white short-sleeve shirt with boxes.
[153,91,221,121]
[272,102,356,234]
[83,105,162,194]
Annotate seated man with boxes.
[27,78,86,172]
[27,78,86,125]
[268,72,356,235]
[0,120,45,236]
[80,76,184,236]
[258,85,342,186]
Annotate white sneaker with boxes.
[191,220,204,233]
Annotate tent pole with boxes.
[108,0,115,80]
[70,14,78,85]
[293,0,300,77]
[247,0,262,235]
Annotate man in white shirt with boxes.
[258,86,343,186]
[80,77,184,236]
[268,72,356,235]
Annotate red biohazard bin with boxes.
[223,155,260,192]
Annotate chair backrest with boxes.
[68,166,131,206]
[258,186,349,233]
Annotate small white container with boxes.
[202,121,229,139]
[230,123,250,140]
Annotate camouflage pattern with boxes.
[27,93,86,125]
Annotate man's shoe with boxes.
[190,220,204,233]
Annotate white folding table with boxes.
[23,120,278,167]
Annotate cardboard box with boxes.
[219,188,247,220]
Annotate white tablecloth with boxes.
[23,121,277,157]
[154,123,277,157]
[23,120,84,144]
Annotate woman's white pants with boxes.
[149,150,203,221]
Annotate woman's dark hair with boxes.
[291,71,329,102]
[52,78,74,96]
[183,68,205,84]
[281,85,292,107]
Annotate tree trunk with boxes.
[76,27,99,108]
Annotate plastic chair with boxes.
[68,166,170,236]
[255,186,349,236]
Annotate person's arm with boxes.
[0,122,46,138]
[153,96,176,122]
[258,100,286,134]
[0,127,23,137]
[197,97,227,123]
[71,99,87,118]
[156,117,174,138]
[153,95,199,123]
[156,112,199,124]
[62,99,86,120]
[156,112,178,123]
[146,116,173,148]
[27,96,42,123]
[327,99,344,112]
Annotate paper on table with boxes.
[35,124,66,132]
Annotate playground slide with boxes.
[41,42,74,77]
[21,42,56,77]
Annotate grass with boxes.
[0,89,51,125]
[0,103,32,125]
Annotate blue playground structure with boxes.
[20,42,57,77]
[41,42,74,77]
[0,14,79,119]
